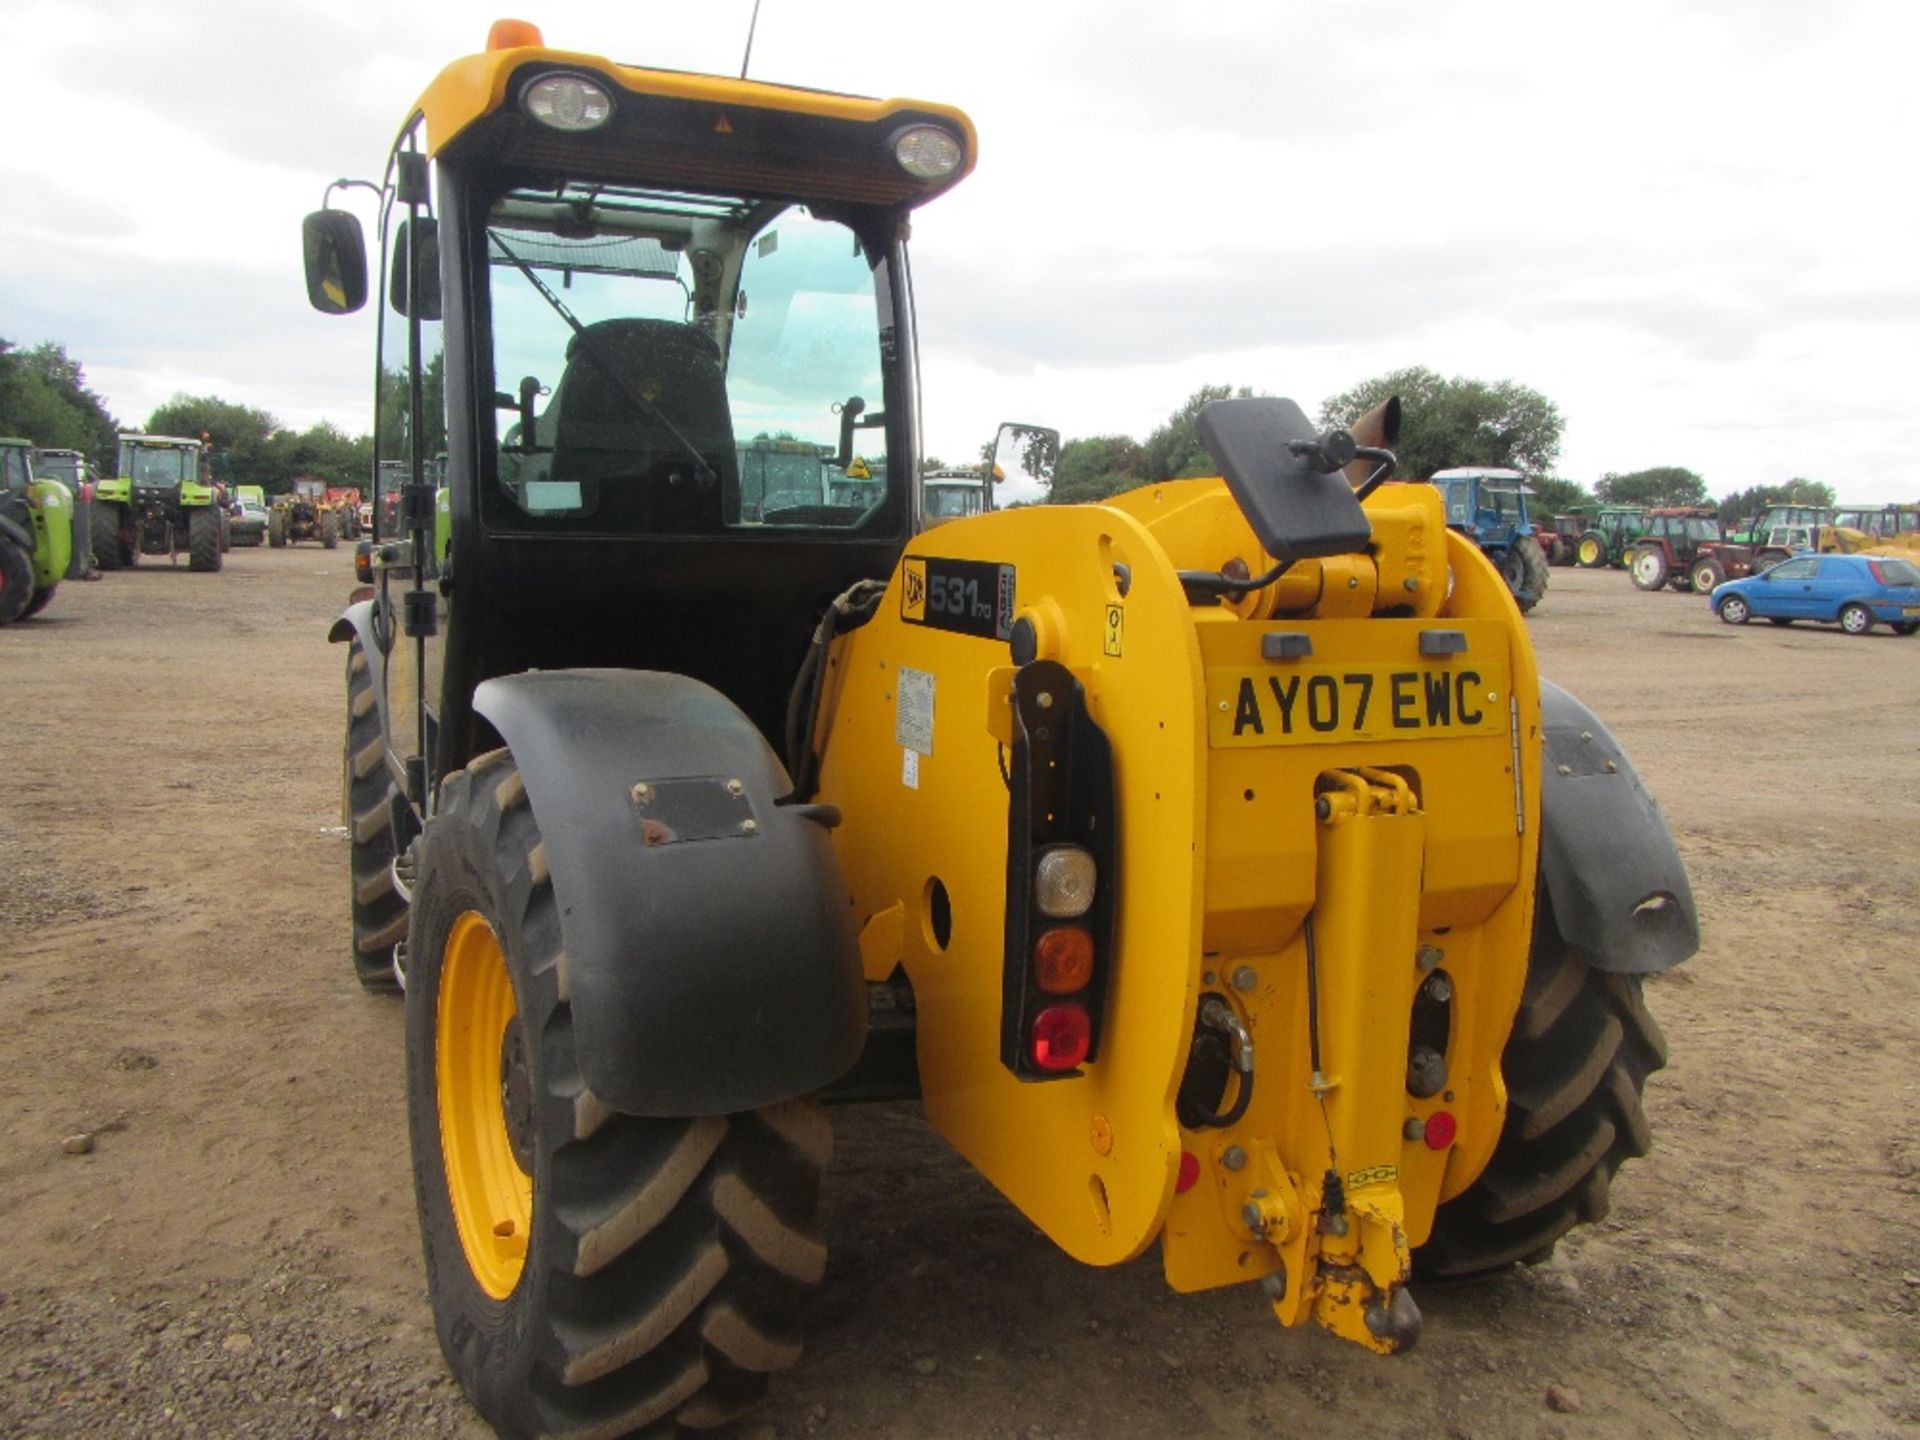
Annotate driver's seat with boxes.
[547,319,738,532]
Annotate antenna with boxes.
[740,0,763,79]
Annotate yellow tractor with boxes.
[303,21,1697,1438]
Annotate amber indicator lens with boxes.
[1032,925,1094,994]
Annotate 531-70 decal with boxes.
[901,556,1015,641]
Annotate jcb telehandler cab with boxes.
[304,22,1698,1439]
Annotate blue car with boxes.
[1710,552,1920,635]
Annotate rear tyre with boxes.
[1717,594,1750,625]
[345,638,407,995]
[0,540,32,624]
[269,510,288,548]
[1513,536,1550,612]
[1891,621,1918,636]
[188,506,223,572]
[1629,548,1669,591]
[322,512,340,550]
[1839,603,1873,636]
[91,500,125,570]
[408,757,827,1440]
[1417,892,1667,1278]
[1767,617,1792,626]
[1575,534,1607,568]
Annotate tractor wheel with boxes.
[1416,892,1667,1279]
[0,540,32,625]
[1716,594,1750,625]
[407,756,828,1440]
[345,638,407,995]
[188,507,224,572]
[322,512,340,550]
[1689,557,1725,593]
[1839,603,1873,636]
[1629,548,1669,591]
[1512,536,1550,612]
[1754,548,1790,572]
[218,509,232,553]
[268,510,288,548]
[19,584,57,620]
[91,500,126,570]
[1575,534,1607,568]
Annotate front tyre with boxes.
[90,500,126,570]
[344,639,406,994]
[407,754,829,1439]
[188,506,224,572]
[1839,603,1873,636]
[1417,893,1667,1278]
[1717,594,1749,625]
[0,540,32,624]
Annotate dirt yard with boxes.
[1,554,1914,1439]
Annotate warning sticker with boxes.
[901,748,920,789]
[896,666,935,755]
[1104,603,1124,657]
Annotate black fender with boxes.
[327,597,392,744]
[1538,680,1699,974]
[472,669,865,1117]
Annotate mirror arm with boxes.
[1352,446,1398,502]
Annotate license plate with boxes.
[1206,661,1510,747]
[1904,606,1920,618]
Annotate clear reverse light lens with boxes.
[1034,846,1096,919]
[524,75,613,132]
[893,125,962,179]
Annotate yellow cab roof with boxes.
[409,24,977,205]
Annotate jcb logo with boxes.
[902,559,927,622]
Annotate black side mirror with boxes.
[1195,397,1372,562]
[302,209,368,314]
[389,217,443,322]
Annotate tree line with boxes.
[0,336,373,493]
[1046,365,1832,524]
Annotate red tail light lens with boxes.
[1175,1151,1201,1193]
[1033,926,1094,994]
[354,541,374,583]
[1422,1111,1457,1150]
[1030,1004,1090,1071]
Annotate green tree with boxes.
[1716,478,1834,525]
[1047,434,1149,504]
[0,339,121,462]
[1594,466,1707,508]
[1143,383,1254,481]
[1318,367,1563,480]
[147,393,285,488]
[1530,475,1595,519]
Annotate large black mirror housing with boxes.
[389,217,443,322]
[302,209,368,314]
[1195,397,1372,562]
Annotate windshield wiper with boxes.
[488,231,717,484]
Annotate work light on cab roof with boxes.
[522,73,613,131]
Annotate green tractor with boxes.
[92,433,226,572]
[29,448,100,582]
[0,438,75,623]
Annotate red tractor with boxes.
[1625,507,1760,593]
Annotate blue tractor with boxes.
[1429,466,1551,612]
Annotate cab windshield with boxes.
[121,444,194,489]
[482,181,890,537]
[1682,517,1721,541]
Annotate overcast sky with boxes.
[6,0,1916,504]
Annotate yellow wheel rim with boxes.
[437,910,534,1300]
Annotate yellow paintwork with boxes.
[407,37,977,196]
[437,910,532,1301]
[812,473,1542,1350]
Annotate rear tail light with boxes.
[999,661,1116,1081]
[1030,1004,1090,1071]
[354,541,374,583]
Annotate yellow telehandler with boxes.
[303,20,1697,1437]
